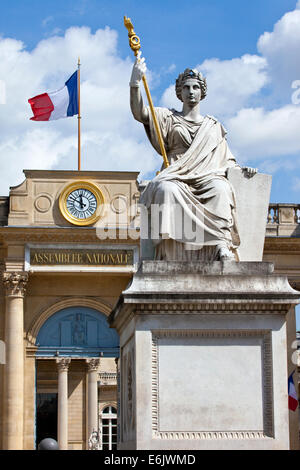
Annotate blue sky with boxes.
[0,1,300,326]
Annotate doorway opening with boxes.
[36,393,58,448]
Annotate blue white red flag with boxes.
[28,71,78,121]
[288,371,298,412]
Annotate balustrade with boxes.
[266,204,300,236]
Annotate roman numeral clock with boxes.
[59,181,105,226]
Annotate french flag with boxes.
[288,371,298,412]
[28,71,78,121]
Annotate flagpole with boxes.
[77,57,81,171]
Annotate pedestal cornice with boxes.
[109,261,300,332]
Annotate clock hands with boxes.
[75,194,86,210]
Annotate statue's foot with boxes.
[217,244,235,261]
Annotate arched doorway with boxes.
[35,306,119,449]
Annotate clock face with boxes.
[66,188,97,220]
[59,181,105,226]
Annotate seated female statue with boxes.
[130,53,256,261]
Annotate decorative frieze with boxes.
[138,303,289,314]
[152,431,269,440]
[2,271,28,297]
[99,372,117,386]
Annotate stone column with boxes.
[56,358,71,450]
[86,358,100,441]
[2,271,28,450]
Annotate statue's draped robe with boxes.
[140,108,240,260]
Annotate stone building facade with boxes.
[0,170,299,450]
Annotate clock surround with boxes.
[59,181,105,226]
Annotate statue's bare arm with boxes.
[130,86,149,124]
[129,52,149,125]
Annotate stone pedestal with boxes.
[109,261,300,450]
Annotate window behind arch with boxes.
[101,406,117,450]
[36,306,119,357]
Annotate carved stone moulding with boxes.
[151,329,273,440]
[2,271,29,297]
[86,358,101,372]
[264,238,300,253]
[152,431,269,440]
[56,357,71,371]
[0,228,139,244]
[137,302,290,315]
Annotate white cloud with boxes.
[160,55,269,117]
[198,55,268,117]
[160,83,178,109]
[257,8,300,100]
[0,26,158,195]
[226,105,300,161]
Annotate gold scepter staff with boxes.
[124,16,169,169]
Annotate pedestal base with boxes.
[109,261,299,450]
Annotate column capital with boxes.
[2,271,29,297]
[56,357,71,371]
[86,358,100,372]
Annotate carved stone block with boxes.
[227,168,272,262]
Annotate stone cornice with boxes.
[2,271,29,297]
[0,226,139,244]
[264,237,300,253]
[22,169,140,180]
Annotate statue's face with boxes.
[181,78,201,105]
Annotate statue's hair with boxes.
[175,68,207,102]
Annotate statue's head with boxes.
[175,69,207,102]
